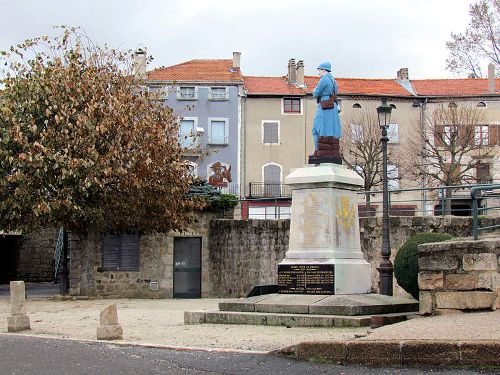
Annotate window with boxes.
[389,104,397,109]
[177,86,197,100]
[208,118,229,145]
[262,121,279,144]
[476,163,491,183]
[475,125,489,145]
[248,205,291,219]
[477,101,487,108]
[388,123,399,143]
[179,118,198,148]
[388,165,399,190]
[187,161,198,177]
[443,125,458,146]
[102,233,140,271]
[209,87,228,100]
[283,98,301,113]
[352,103,362,108]
[448,102,457,108]
[350,124,363,142]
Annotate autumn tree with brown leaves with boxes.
[0,27,204,295]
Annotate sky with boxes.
[0,0,477,80]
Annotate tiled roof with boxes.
[148,59,243,82]
[243,76,305,95]
[244,76,413,96]
[411,79,500,96]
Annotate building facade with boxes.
[146,53,244,195]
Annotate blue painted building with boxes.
[146,53,244,195]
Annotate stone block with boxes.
[96,325,123,340]
[265,314,334,327]
[346,340,402,366]
[401,341,459,366]
[460,341,500,366]
[477,272,493,289]
[444,273,478,290]
[419,256,458,271]
[10,281,27,316]
[463,253,497,271]
[184,311,205,324]
[100,304,118,326]
[435,291,495,310]
[419,291,433,315]
[295,341,346,363]
[418,271,444,290]
[7,315,30,332]
[492,289,500,310]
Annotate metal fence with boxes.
[471,184,500,239]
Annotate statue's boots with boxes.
[308,136,342,165]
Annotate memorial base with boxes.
[278,258,371,295]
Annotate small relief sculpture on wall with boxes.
[208,161,232,188]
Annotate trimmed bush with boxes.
[394,232,453,299]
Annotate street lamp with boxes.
[377,99,393,296]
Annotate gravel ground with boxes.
[0,298,366,352]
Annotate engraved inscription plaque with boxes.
[278,264,335,294]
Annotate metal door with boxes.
[173,237,201,298]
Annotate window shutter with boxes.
[121,234,140,271]
[263,122,278,143]
[434,125,444,147]
[489,125,498,146]
[102,235,121,270]
[264,164,281,184]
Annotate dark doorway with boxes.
[0,235,22,284]
[173,237,201,298]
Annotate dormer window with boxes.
[177,86,197,100]
[353,103,362,108]
[209,87,228,100]
[477,101,487,108]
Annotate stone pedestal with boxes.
[7,281,30,332]
[278,163,371,295]
[96,304,123,340]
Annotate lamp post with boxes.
[377,99,393,296]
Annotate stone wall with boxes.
[15,228,57,282]
[208,219,290,297]
[208,216,481,298]
[418,238,500,314]
[69,213,213,298]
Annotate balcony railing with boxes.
[248,183,291,198]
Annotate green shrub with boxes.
[394,232,453,300]
[187,180,238,212]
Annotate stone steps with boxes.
[184,309,418,328]
[219,293,419,316]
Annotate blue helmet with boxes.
[317,62,332,72]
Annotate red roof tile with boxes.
[148,59,243,82]
[411,79,500,96]
[243,76,305,95]
[244,76,413,96]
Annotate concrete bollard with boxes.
[7,281,31,332]
[96,304,123,340]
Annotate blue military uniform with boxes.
[312,62,342,150]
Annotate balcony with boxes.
[248,183,291,198]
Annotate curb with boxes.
[271,339,500,367]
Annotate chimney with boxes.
[288,58,297,84]
[488,63,495,94]
[134,48,147,80]
[232,51,241,70]
[296,60,304,86]
[397,67,409,80]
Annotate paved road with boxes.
[0,335,496,375]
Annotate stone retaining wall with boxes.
[208,216,482,298]
[15,228,56,282]
[418,238,500,314]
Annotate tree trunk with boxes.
[444,188,453,215]
[79,226,97,296]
